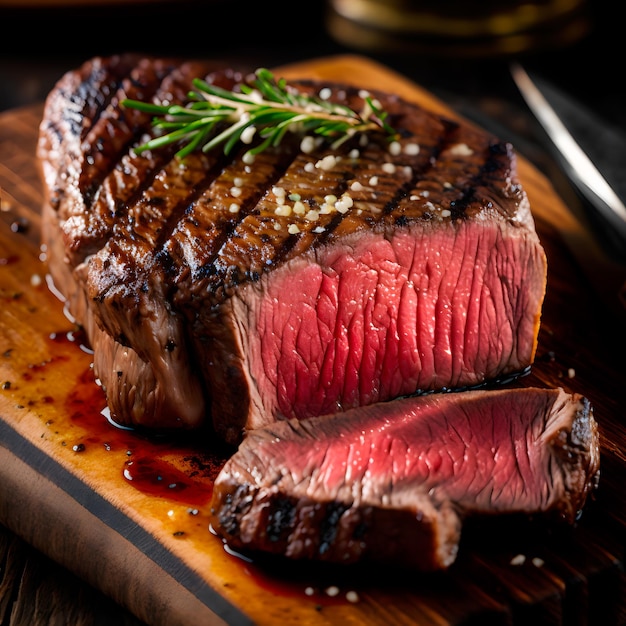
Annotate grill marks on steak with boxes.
[82,142,306,429]
[166,86,449,293]
[209,387,600,570]
[40,56,246,429]
[63,60,240,264]
[78,152,218,428]
[38,54,547,441]
[38,54,140,214]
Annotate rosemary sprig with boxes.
[122,68,397,159]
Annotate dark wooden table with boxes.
[0,1,625,624]
[0,524,147,625]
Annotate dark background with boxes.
[0,0,624,132]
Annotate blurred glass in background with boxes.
[325,0,590,57]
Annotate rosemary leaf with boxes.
[122,67,396,158]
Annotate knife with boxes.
[510,63,626,263]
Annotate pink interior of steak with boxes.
[206,216,545,437]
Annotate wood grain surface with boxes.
[0,523,148,626]
[0,55,625,626]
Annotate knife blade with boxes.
[510,63,626,263]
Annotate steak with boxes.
[209,387,600,570]
[38,54,548,444]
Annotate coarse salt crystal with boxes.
[388,141,401,156]
[305,209,320,221]
[319,87,332,100]
[240,126,256,144]
[300,136,316,154]
[316,155,337,171]
[274,205,292,216]
[449,143,473,156]
[249,90,263,103]
[335,194,354,213]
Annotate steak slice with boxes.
[38,55,547,442]
[209,387,600,570]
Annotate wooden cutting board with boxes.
[1,55,625,626]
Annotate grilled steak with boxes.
[38,54,547,444]
[209,387,600,570]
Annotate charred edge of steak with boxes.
[210,483,461,570]
[38,54,144,213]
[550,395,601,520]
